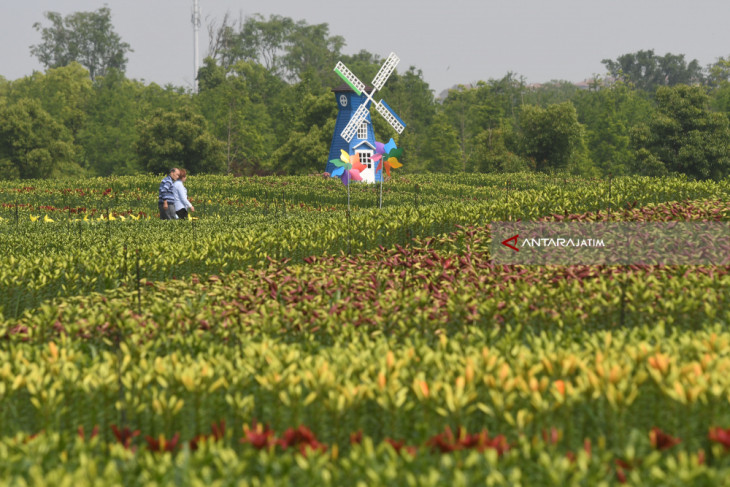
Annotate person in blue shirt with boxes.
[172,168,195,219]
[158,168,180,220]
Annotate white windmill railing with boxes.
[334,52,406,143]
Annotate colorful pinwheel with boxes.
[329,150,366,186]
[373,138,404,178]
[372,138,404,209]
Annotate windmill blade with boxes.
[371,52,400,91]
[375,100,406,134]
[334,61,366,96]
[340,104,370,142]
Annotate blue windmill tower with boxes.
[326,53,406,183]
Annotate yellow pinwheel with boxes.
[329,149,366,186]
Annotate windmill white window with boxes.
[357,150,373,169]
[357,122,368,140]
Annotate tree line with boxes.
[2,7,730,180]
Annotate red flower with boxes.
[425,427,510,455]
[709,427,730,450]
[426,427,461,453]
[77,425,99,441]
[480,433,510,456]
[542,427,560,445]
[615,458,639,483]
[110,424,140,449]
[566,439,592,463]
[459,430,486,449]
[23,430,45,443]
[145,433,180,453]
[649,427,681,450]
[189,421,226,450]
[210,421,225,441]
[240,421,276,450]
[385,438,417,456]
[278,425,317,449]
[278,426,327,456]
[349,430,363,445]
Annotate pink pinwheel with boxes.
[329,150,366,186]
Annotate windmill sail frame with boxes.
[334,52,406,142]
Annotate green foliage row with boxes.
[2,431,726,487]
[1,173,729,319]
[2,173,730,484]
[2,233,730,484]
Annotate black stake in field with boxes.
[135,249,141,315]
[608,173,613,219]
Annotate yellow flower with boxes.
[43,215,54,223]
[30,215,40,222]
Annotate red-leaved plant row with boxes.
[25,423,730,461]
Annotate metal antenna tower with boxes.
[192,0,201,92]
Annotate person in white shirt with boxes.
[172,168,195,219]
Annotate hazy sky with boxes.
[2,0,730,95]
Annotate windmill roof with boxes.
[332,83,374,93]
[354,140,375,150]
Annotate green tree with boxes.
[518,102,587,173]
[707,56,730,88]
[630,85,730,179]
[208,13,294,73]
[271,92,335,174]
[471,126,528,173]
[30,7,132,81]
[374,66,435,172]
[78,69,144,175]
[196,58,286,175]
[523,80,581,107]
[441,85,478,171]
[707,57,730,114]
[0,99,79,179]
[424,113,461,173]
[602,50,703,92]
[0,76,9,107]
[135,107,225,175]
[208,13,343,87]
[281,21,344,85]
[710,82,730,114]
[440,73,525,172]
[8,63,92,138]
[572,81,653,176]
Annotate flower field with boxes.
[1,173,730,485]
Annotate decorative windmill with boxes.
[326,53,406,184]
